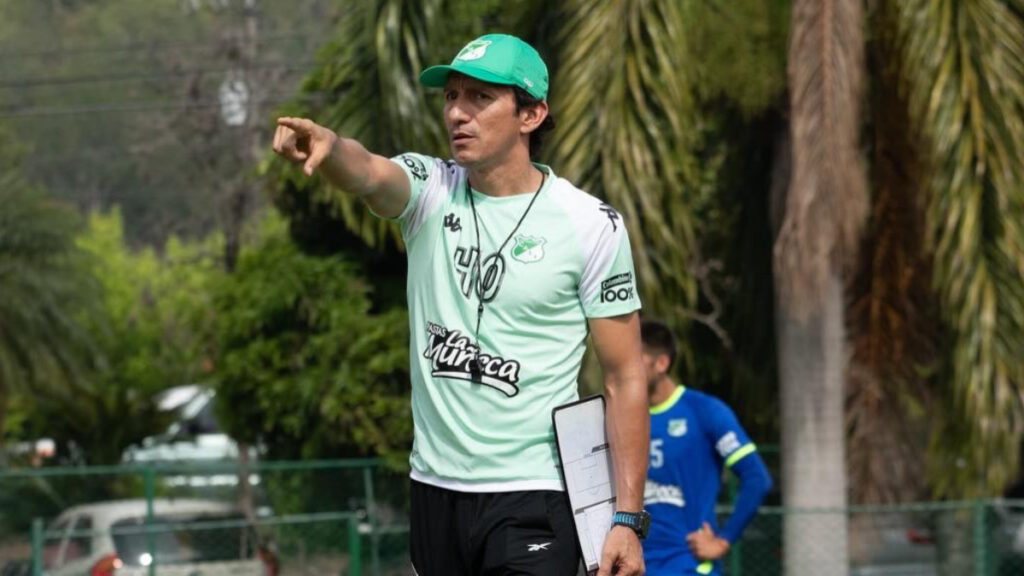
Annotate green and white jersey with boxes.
[387,153,641,492]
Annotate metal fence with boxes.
[0,459,410,576]
[720,500,1024,576]
[3,459,1024,575]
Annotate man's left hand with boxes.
[596,525,645,575]
[686,522,730,561]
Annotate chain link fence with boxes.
[719,500,1024,576]
[0,460,410,576]
[3,459,1024,575]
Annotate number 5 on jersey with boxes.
[650,439,664,469]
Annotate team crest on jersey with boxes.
[424,321,521,397]
[456,40,492,61]
[668,419,688,437]
[511,235,546,263]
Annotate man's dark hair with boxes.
[513,87,555,161]
[641,319,678,372]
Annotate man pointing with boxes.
[273,35,649,575]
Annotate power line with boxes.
[0,62,314,90]
[0,93,327,120]
[0,31,325,60]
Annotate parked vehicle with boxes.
[0,559,30,576]
[42,499,274,576]
[122,386,249,464]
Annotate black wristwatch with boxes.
[611,510,651,539]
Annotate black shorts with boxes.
[410,479,581,576]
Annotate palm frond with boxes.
[845,2,940,504]
[892,0,1024,497]
[269,0,541,254]
[0,175,91,427]
[548,0,701,367]
[775,0,869,314]
[268,0,450,251]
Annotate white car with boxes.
[43,499,273,575]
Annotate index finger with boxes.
[276,117,317,135]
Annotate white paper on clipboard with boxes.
[552,395,616,573]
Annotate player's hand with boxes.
[272,117,338,176]
[596,525,644,575]
[686,522,730,561]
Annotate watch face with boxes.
[638,510,651,538]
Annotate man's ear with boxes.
[655,353,671,376]
[519,100,549,134]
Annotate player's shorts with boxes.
[410,479,581,576]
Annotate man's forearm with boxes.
[605,370,649,511]
[720,453,772,542]
[317,136,376,196]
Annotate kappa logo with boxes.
[456,39,492,61]
[527,542,551,552]
[443,213,462,232]
[511,235,546,263]
[599,203,621,232]
[668,418,688,437]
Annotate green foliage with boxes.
[212,216,411,462]
[687,0,790,118]
[886,0,1024,497]
[263,0,795,433]
[0,127,90,443]
[25,209,220,464]
[267,0,543,254]
[0,0,343,246]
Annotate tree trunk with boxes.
[777,270,849,576]
[236,441,256,556]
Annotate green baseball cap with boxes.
[419,34,549,100]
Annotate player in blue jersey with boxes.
[640,319,773,575]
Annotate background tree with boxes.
[211,215,411,464]
[887,0,1024,500]
[0,0,341,246]
[773,1,868,574]
[0,128,91,447]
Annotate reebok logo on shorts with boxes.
[527,542,551,552]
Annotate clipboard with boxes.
[552,395,616,573]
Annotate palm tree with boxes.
[0,172,88,446]
[846,1,938,506]
[773,1,867,574]
[269,0,541,252]
[881,0,1024,500]
[272,0,710,366]
[546,0,701,365]
[270,0,1024,557]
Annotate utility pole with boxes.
[225,0,260,538]
[222,0,260,274]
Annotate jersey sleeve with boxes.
[383,153,454,243]
[702,397,757,468]
[578,202,642,317]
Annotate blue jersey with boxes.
[644,386,758,575]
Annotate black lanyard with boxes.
[465,171,545,383]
